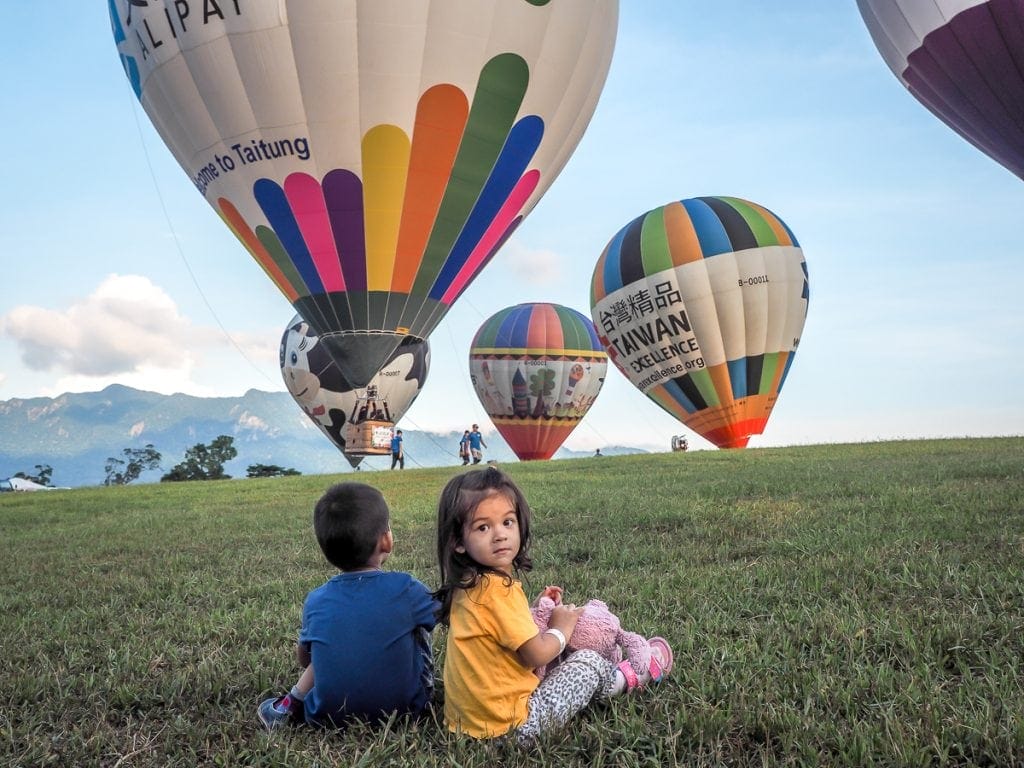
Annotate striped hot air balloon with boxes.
[591,197,809,449]
[110,0,618,387]
[858,0,1024,180]
[469,303,607,461]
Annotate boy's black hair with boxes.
[433,466,532,625]
[314,483,390,571]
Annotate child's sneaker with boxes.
[258,694,303,730]
[615,637,674,692]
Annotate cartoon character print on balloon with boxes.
[280,316,429,459]
[469,303,607,461]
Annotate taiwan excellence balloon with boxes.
[591,197,809,450]
[469,303,607,461]
[857,0,1024,179]
[280,315,430,460]
[110,1,619,387]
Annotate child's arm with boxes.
[516,602,583,668]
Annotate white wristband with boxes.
[544,627,566,655]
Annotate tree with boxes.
[104,444,162,486]
[14,464,53,486]
[160,435,238,482]
[529,367,556,418]
[246,464,301,478]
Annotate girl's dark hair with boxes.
[434,466,532,625]
[314,482,390,571]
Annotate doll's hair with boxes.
[434,466,533,624]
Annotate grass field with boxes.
[2,437,1022,767]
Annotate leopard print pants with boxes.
[516,649,617,742]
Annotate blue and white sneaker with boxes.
[258,695,299,730]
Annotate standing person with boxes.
[468,424,487,465]
[258,483,438,729]
[390,429,404,470]
[459,430,471,466]
[433,467,672,741]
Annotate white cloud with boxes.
[236,412,272,432]
[497,239,563,286]
[2,274,193,376]
[0,274,282,398]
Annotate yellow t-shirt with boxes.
[443,574,541,737]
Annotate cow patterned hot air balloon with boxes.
[857,0,1024,180]
[469,303,607,461]
[280,315,430,460]
[110,0,619,387]
[591,197,809,450]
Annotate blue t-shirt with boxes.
[299,570,438,725]
[468,431,484,450]
[390,434,402,454]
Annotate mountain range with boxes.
[0,385,645,488]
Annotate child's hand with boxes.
[539,585,563,604]
[549,602,584,639]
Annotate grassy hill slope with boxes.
[2,438,1022,766]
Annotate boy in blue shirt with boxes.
[390,429,404,470]
[258,482,438,728]
[468,424,487,464]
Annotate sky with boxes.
[1,3,1022,454]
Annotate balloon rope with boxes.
[398,415,461,466]
[445,307,487,421]
[577,412,612,445]
[126,94,278,388]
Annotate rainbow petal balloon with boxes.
[591,197,809,449]
[469,303,607,461]
[110,0,619,386]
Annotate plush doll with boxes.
[530,597,657,684]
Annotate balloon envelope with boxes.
[280,315,430,459]
[111,1,618,385]
[591,197,809,449]
[469,303,607,461]
[857,0,1024,179]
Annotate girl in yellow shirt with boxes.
[434,467,672,741]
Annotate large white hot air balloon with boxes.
[110,0,619,386]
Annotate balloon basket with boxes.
[345,420,394,456]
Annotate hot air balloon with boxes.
[591,197,809,449]
[469,303,607,461]
[280,315,430,460]
[857,0,1024,179]
[110,1,618,386]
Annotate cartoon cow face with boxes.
[280,320,354,406]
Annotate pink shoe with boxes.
[615,637,673,690]
[647,637,673,682]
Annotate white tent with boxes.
[0,477,64,492]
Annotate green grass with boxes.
[2,437,1022,767]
